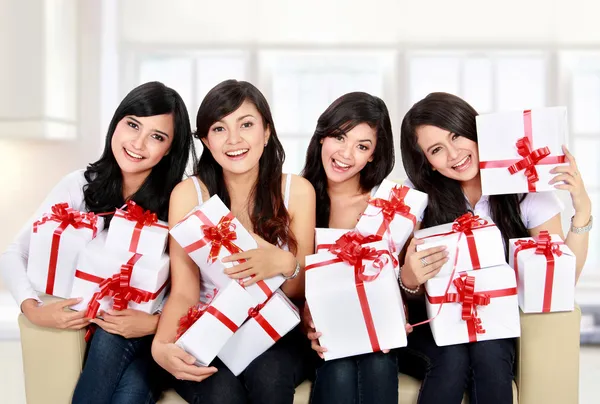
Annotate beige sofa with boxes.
[17,295,581,404]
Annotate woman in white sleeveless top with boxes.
[301,92,402,404]
[152,80,316,404]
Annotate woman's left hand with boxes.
[549,145,592,217]
[222,233,296,286]
[89,309,159,339]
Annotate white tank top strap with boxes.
[284,173,292,209]
[370,184,380,197]
[191,176,204,204]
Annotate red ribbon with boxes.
[248,303,281,342]
[479,110,566,192]
[426,274,517,342]
[115,201,167,253]
[176,301,239,340]
[33,203,99,295]
[306,238,397,352]
[512,231,564,312]
[367,186,417,251]
[182,210,272,298]
[316,231,382,253]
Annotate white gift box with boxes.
[315,228,383,253]
[356,179,428,253]
[70,232,169,316]
[176,281,256,367]
[509,232,575,313]
[27,203,104,298]
[425,264,520,346]
[305,240,406,360]
[218,290,300,376]
[105,202,169,256]
[170,195,284,304]
[476,107,568,195]
[415,214,505,278]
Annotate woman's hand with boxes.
[302,304,327,359]
[89,309,158,339]
[549,145,592,225]
[222,233,296,286]
[401,238,449,289]
[21,297,89,330]
[151,340,218,382]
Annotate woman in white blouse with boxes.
[0,82,195,403]
[397,92,592,404]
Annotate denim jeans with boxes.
[172,326,312,404]
[72,327,166,404]
[310,350,399,404]
[399,299,516,404]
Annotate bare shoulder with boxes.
[286,174,316,200]
[171,176,210,205]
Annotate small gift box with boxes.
[70,232,169,316]
[218,290,300,376]
[356,179,428,253]
[27,203,104,298]
[170,195,283,304]
[415,213,506,278]
[175,281,257,367]
[509,231,575,313]
[105,201,169,256]
[477,107,568,195]
[425,265,520,346]
[305,238,406,360]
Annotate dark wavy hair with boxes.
[301,92,395,228]
[193,79,297,253]
[84,81,193,225]
[400,92,528,254]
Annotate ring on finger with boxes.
[420,257,429,267]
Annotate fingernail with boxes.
[77,297,83,302]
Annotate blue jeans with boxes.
[72,327,166,404]
[172,327,312,404]
[310,351,399,404]
[400,300,516,404]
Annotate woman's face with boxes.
[202,100,270,176]
[415,124,480,183]
[111,114,174,176]
[320,122,377,185]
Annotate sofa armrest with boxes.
[18,296,87,404]
[516,305,581,404]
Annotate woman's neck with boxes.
[327,174,364,199]
[223,165,260,206]
[122,170,150,200]
[461,172,483,208]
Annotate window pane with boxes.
[572,72,600,134]
[573,137,600,187]
[196,56,247,103]
[409,56,460,104]
[463,58,493,113]
[496,56,546,111]
[272,72,301,134]
[138,57,194,115]
[281,137,311,175]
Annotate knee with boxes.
[314,358,357,387]
[470,339,515,378]
[89,327,127,351]
[358,351,398,376]
[429,345,470,376]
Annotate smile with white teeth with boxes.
[124,148,144,159]
[225,149,249,157]
[333,159,351,168]
[452,155,471,169]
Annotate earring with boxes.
[264,142,268,147]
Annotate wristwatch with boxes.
[283,259,301,280]
[570,215,593,234]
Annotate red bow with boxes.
[452,212,487,234]
[368,186,416,249]
[508,136,551,191]
[123,200,158,227]
[332,238,396,282]
[201,216,243,264]
[176,303,208,340]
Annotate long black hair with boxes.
[400,92,528,253]
[194,79,297,253]
[84,81,193,224]
[301,92,395,228]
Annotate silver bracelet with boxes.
[282,259,300,280]
[570,215,593,234]
[398,267,420,294]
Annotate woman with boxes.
[151,79,316,404]
[301,92,400,404]
[398,92,591,404]
[0,81,195,403]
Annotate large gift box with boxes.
[425,265,520,346]
[414,213,505,278]
[27,203,104,298]
[315,228,381,253]
[218,290,300,376]
[70,232,169,316]
[476,107,568,195]
[356,179,428,253]
[509,231,575,313]
[305,237,406,360]
[175,281,256,367]
[105,201,168,256]
[170,195,284,303]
